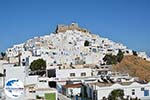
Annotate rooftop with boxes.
[63,83,82,88]
[88,81,150,88]
[88,82,134,87]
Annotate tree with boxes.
[103,54,117,65]
[108,89,124,100]
[30,59,46,71]
[55,25,59,33]
[132,50,138,56]
[103,50,124,65]
[0,52,6,59]
[117,50,124,62]
[84,40,90,46]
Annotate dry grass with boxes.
[112,55,150,81]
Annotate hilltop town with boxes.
[5,23,150,68]
[0,23,150,100]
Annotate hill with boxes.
[112,55,150,81]
[6,23,130,67]
[5,23,150,71]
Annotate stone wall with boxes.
[55,23,89,33]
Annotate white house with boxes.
[138,52,148,59]
[3,64,27,84]
[84,82,150,100]
[62,83,82,97]
[24,77,58,100]
[2,64,58,100]
[47,68,92,79]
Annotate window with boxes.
[81,72,86,76]
[92,48,96,52]
[132,89,135,95]
[22,59,25,61]
[53,52,56,55]
[29,87,36,93]
[69,42,72,44]
[141,88,145,91]
[54,61,56,64]
[39,80,47,82]
[70,73,75,77]
[22,62,26,66]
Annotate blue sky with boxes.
[0,0,150,55]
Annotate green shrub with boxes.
[30,59,46,71]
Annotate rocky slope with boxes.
[112,55,150,81]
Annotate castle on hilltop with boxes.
[55,23,90,33]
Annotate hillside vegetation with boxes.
[112,55,150,81]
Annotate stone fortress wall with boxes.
[55,23,89,33]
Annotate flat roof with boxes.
[63,83,82,88]
[88,82,133,87]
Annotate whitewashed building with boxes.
[84,82,150,100]
[62,83,82,97]
[47,68,92,79]
[1,63,58,100]
[6,23,146,68]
